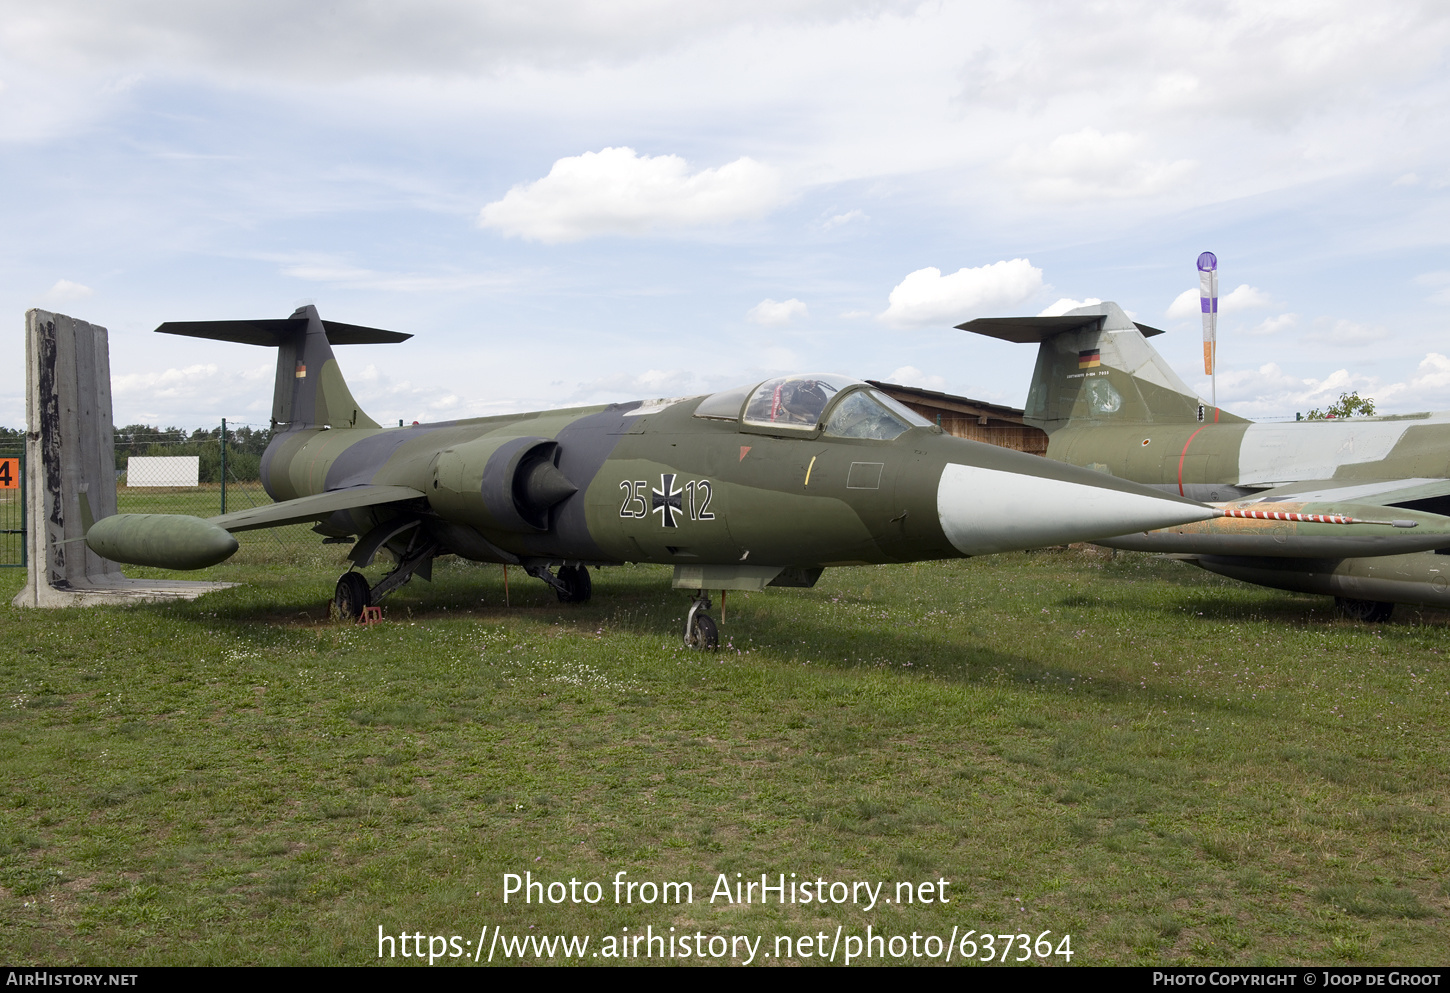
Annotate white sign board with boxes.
[127,456,200,487]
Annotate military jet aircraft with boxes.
[960,301,1450,622]
[86,305,1216,646]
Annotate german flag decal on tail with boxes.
[1078,349,1101,369]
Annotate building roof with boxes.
[866,381,1028,424]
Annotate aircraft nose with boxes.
[936,461,1214,555]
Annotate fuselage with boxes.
[1048,411,1450,501]
[258,386,1211,571]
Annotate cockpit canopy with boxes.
[693,374,932,441]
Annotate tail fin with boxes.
[155,305,410,431]
[958,301,1247,433]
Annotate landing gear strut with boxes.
[332,534,439,622]
[556,565,592,603]
[525,563,593,603]
[1335,597,1394,623]
[684,594,719,651]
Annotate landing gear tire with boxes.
[685,612,718,651]
[1335,597,1394,623]
[556,565,592,603]
[335,571,372,622]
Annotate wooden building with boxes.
[868,380,1048,456]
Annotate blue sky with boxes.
[4,0,1450,430]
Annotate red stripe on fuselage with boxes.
[1178,426,1206,496]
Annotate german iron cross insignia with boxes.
[652,473,684,528]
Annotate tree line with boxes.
[0,424,270,481]
[113,424,271,483]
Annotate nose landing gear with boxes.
[684,594,719,650]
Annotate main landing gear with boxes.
[684,594,719,651]
[332,536,439,622]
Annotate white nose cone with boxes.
[937,462,1214,555]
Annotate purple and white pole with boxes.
[1197,251,1218,407]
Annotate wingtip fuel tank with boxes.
[937,461,1213,556]
[86,514,239,571]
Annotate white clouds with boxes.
[1006,129,1196,203]
[113,363,219,400]
[1038,297,1101,317]
[1214,351,1450,417]
[0,1,902,79]
[820,208,867,230]
[1212,362,1369,417]
[886,365,947,392]
[1166,283,1274,319]
[1414,270,1450,305]
[880,259,1043,329]
[110,362,272,420]
[1303,318,1391,346]
[1166,289,1199,319]
[39,279,93,303]
[478,147,786,243]
[1221,284,1274,311]
[747,298,808,325]
[1381,353,1450,407]
[1249,313,1298,336]
[280,261,511,292]
[567,368,714,403]
[7,1,1450,433]
[959,3,1450,129]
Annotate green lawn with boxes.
[0,547,1445,965]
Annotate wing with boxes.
[1241,477,1450,515]
[1096,475,1450,559]
[208,485,426,533]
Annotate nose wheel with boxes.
[684,595,719,650]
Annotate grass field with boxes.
[0,547,1446,966]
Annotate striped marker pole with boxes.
[1197,251,1218,409]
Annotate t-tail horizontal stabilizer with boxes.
[154,305,410,431]
[958,301,1246,433]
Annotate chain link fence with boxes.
[0,445,22,568]
[113,421,350,570]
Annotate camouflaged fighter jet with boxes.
[86,305,1216,646]
[961,301,1450,622]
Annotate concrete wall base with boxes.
[14,309,236,609]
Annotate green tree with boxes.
[113,422,271,481]
[1306,391,1375,420]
